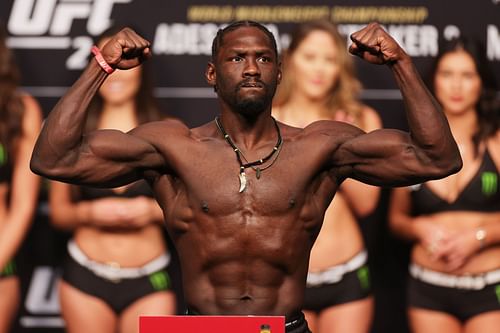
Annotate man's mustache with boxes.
[237,79,266,90]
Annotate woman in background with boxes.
[389,37,500,333]
[273,20,381,333]
[50,27,176,333]
[0,27,42,332]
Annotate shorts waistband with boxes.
[67,239,170,282]
[306,250,367,287]
[185,308,305,331]
[285,311,306,331]
[409,263,500,290]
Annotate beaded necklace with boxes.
[215,116,283,192]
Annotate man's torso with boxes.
[141,119,350,315]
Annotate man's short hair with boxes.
[211,21,278,62]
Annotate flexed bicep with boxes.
[342,23,461,186]
[334,128,449,186]
[45,125,166,187]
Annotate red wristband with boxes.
[91,45,115,74]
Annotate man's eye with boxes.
[231,57,243,62]
[258,57,270,63]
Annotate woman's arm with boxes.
[339,106,382,217]
[50,181,165,231]
[388,186,451,255]
[0,95,42,269]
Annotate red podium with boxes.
[140,315,285,333]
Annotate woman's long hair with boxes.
[274,20,365,125]
[85,25,162,132]
[0,26,24,162]
[428,37,499,155]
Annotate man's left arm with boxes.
[332,23,462,186]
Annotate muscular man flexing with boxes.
[31,21,461,332]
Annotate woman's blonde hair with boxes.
[274,20,364,125]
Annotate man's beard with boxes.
[234,96,268,115]
[231,80,276,116]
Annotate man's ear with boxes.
[205,62,216,90]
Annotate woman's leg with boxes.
[316,296,373,333]
[464,311,500,333]
[303,310,318,333]
[59,280,117,333]
[0,277,20,333]
[409,307,462,333]
[118,291,176,333]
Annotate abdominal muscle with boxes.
[184,258,305,316]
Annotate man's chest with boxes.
[158,136,337,213]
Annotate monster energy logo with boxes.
[496,285,500,304]
[482,172,498,196]
[0,144,7,166]
[357,266,370,290]
[149,271,170,291]
[1,261,16,276]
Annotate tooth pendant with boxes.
[238,171,247,193]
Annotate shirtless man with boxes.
[30,21,461,333]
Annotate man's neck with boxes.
[218,109,276,150]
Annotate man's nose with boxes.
[243,58,260,76]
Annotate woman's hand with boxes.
[88,196,162,229]
[432,229,483,271]
[413,216,451,260]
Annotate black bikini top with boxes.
[0,142,12,184]
[78,180,154,201]
[410,149,500,215]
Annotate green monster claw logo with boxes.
[496,285,500,304]
[482,172,498,196]
[1,261,15,276]
[0,144,7,166]
[149,271,170,291]
[357,266,370,290]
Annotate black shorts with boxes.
[408,273,500,322]
[0,260,16,278]
[185,309,311,333]
[285,312,312,333]
[303,264,371,313]
[62,252,172,314]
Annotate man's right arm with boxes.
[30,28,166,187]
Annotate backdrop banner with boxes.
[0,1,499,332]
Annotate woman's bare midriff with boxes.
[308,193,364,271]
[74,224,166,267]
[413,215,500,274]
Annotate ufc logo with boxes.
[8,0,132,36]
[25,266,61,314]
[7,0,132,70]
